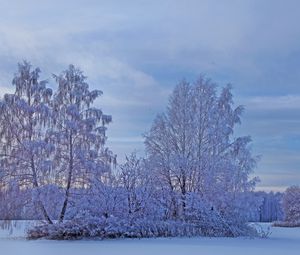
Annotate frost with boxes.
[0,64,270,239]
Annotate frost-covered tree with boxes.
[144,81,194,218]
[50,65,115,222]
[118,153,158,220]
[1,64,263,238]
[144,77,259,231]
[283,185,300,223]
[0,62,115,223]
[0,61,53,223]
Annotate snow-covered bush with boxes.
[27,215,222,240]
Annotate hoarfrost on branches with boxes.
[0,64,264,239]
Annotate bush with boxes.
[27,213,258,240]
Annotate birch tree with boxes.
[145,77,258,222]
[51,65,115,222]
[0,61,53,223]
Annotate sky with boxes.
[0,0,299,192]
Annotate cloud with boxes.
[242,95,300,110]
[0,0,300,188]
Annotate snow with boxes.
[0,222,300,255]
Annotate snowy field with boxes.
[1,221,300,255]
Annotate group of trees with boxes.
[249,191,284,222]
[0,61,115,224]
[1,61,290,239]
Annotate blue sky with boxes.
[0,0,299,191]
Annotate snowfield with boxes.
[0,222,300,255]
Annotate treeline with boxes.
[249,191,284,222]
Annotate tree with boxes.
[0,62,115,224]
[118,153,157,220]
[144,77,259,229]
[283,185,300,223]
[50,64,115,222]
[0,61,53,223]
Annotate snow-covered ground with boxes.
[1,221,300,255]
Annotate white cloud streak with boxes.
[243,95,300,110]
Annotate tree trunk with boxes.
[31,156,53,224]
[59,133,73,223]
